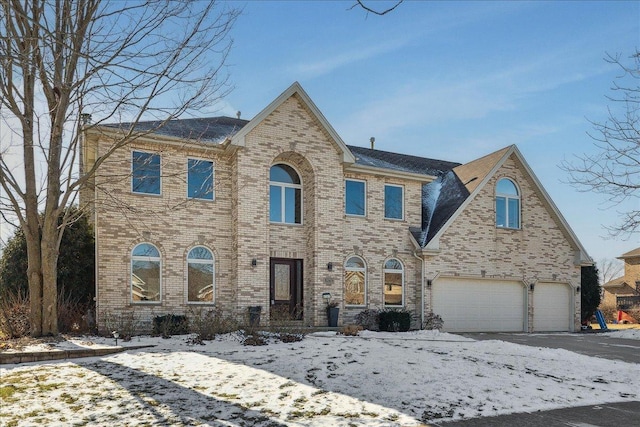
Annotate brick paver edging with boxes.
[0,345,155,365]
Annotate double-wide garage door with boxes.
[432,278,525,332]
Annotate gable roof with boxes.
[618,247,640,259]
[453,146,511,194]
[229,82,356,164]
[416,145,592,265]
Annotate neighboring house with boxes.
[80,82,591,333]
[602,248,640,308]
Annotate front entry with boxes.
[270,258,303,320]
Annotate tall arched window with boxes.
[270,164,302,224]
[384,258,404,306]
[345,256,366,306]
[131,243,161,302]
[496,178,520,229]
[187,246,215,303]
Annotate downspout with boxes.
[412,249,424,329]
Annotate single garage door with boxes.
[533,282,571,332]
[432,278,525,332]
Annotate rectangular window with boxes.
[496,196,506,227]
[270,185,282,222]
[345,180,366,216]
[345,270,365,305]
[384,184,404,220]
[188,159,214,200]
[507,198,519,228]
[132,260,160,302]
[384,272,403,306]
[132,151,161,195]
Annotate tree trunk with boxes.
[25,226,43,337]
[41,221,59,335]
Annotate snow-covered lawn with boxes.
[1,330,639,426]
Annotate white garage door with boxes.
[533,282,571,332]
[432,278,525,332]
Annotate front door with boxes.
[270,258,303,320]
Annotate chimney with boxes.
[236,111,241,119]
[370,137,375,150]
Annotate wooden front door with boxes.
[270,258,303,320]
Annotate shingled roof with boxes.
[347,145,460,177]
[103,116,249,144]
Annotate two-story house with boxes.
[80,82,591,333]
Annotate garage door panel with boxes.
[432,278,525,333]
[534,283,570,332]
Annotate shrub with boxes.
[152,314,189,338]
[624,307,640,323]
[57,289,94,334]
[423,312,444,330]
[102,310,139,341]
[598,302,618,323]
[378,309,411,332]
[188,306,238,341]
[339,324,362,336]
[354,309,380,331]
[0,291,30,339]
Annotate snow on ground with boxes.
[1,330,639,426]
[607,328,640,340]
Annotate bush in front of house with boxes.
[152,314,189,338]
[188,306,238,341]
[354,308,380,331]
[378,308,411,332]
[423,312,444,330]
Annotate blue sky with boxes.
[212,1,640,265]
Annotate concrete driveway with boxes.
[461,331,640,364]
[441,332,640,426]
[436,401,640,426]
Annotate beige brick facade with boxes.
[82,83,588,332]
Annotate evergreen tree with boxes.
[581,265,601,322]
[0,209,95,306]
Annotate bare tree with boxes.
[0,0,239,336]
[598,258,623,284]
[350,0,403,16]
[562,51,640,236]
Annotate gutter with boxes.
[412,249,425,329]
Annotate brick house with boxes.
[81,82,591,333]
[602,248,640,308]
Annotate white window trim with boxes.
[345,179,367,217]
[384,184,404,221]
[383,258,405,307]
[186,157,215,201]
[270,162,303,225]
[186,245,216,304]
[344,255,367,307]
[130,243,162,304]
[131,150,162,196]
[496,178,521,230]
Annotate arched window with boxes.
[269,164,302,224]
[131,243,161,302]
[384,258,404,306]
[187,246,215,303]
[345,256,366,306]
[496,178,520,229]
